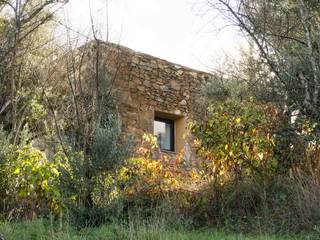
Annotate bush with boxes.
[56,114,133,226]
[190,98,278,182]
[4,145,63,219]
[0,127,14,219]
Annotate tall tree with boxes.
[0,0,66,143]
[206,0,320,123]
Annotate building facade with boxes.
[83,41,214,162]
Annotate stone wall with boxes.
[83,41,215,163]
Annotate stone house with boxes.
[82,41,215,162]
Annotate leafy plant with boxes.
[190,98,278,181]
[5,145,63,219]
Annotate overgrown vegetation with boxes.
[1,219,315,240]
[1,0,320,239]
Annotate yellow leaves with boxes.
[51,167,60,176]
[190,98,278,180]
[120,134,206,197]
[137,133,159,158]
[9,145,63,214]
[190,169,200,179]
[252,128,257,134]
[258,153,264,160]
[229,151,233,157]
[164,171,171,178]
[193,139,202,147]
[13,167,20,174]
[120,155,185,196]
[170,178,178,186]
[219,169,226,176]
[142,133,158,149]
[41,180,48,189]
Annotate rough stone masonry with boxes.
[83,41,215,163]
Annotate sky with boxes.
[58,0,246,72]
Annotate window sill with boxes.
[160,149,176,154]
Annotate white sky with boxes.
[58,0,246,72]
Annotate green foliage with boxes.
[0,126,13,164]
[5,145,63,218]
[190,98,278,180]
[0,218,314,240]
[0,127,14,217]
[201,78,231,102]
[1,1,320,236]
[54,113,133,226]
[90,115,131,172]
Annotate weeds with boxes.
[0,218,317,240]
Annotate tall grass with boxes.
[0,218,317,240]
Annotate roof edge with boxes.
[84,40,215,77]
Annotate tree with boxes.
[206,0,320,123]
[0,0,66,144]
[190,98,278,209]
[202,0,320,170]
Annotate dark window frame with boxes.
[154,117,175,152]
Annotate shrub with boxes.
[5,145,63,219]
[56,114,133,226]
[0,127,63,220]
[190,98,278,182]
[100,134,207,228]
[0,127,14,219]
[116,134,183,199]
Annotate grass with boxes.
[0,219,318,240]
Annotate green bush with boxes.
[57,114,133,227]
[0,127,14,219]
[190,98,278,181]
[4,145,63,219]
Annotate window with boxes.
[154,117,174,151]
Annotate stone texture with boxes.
[82,41,215,163]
